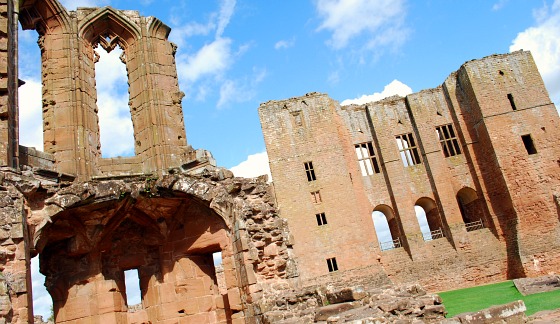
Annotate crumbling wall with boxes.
[259,51,560,293]
[18,0,192,180]
[0,164,299,323]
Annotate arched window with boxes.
[457,187,485,231]
[415,197,444,241]
[372,205,402,251]
[94,44,134,158]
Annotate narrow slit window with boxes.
[304,161,316,181]
[327,257,338,272]
[315,212,327,226]
[311,191,322,203]
[436,124,461,157]
[521,134,537,155]
[124,269,142,307]
[355,142,381,176]
[507,93,517,111]
[396,133,422,167]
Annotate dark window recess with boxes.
[327,257,338,272]
[436,124,462,157]
[508,93,517,111]
[304,161,316,181]
[396,133,422,167]
[355,142,381,175]
[311,191,322,203]
[316,212,327,226]
[521,134,537,155]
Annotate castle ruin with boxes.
[0,0,557,323]
[259,50,560,291]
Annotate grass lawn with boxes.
[438,280,560,317]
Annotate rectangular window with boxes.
[396,133,422,167]
[326,257,338,272]
[508,93,517,111]
[124,269,142,307]
[304,161,316,181]
[521,134,537,155]
[355,142,381,176]
[311,191,322,203]
[315,212,327,226]
[436,124,462,157]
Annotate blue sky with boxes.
[18,0,560,319]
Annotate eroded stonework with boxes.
[259,50,560,292]
[1,166,298,323]
[0,0,559,323]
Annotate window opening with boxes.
[212,251,227,295]
[396,133,421,167]
[521,134,537,155]
[326,257,338,272]
[94,44,134,158]
[124,269,142,307]
[372,208,402,251]
[304,161,316,181]
[316,212,327,226]
[31,256,52,321]
[436,124,461,157]
[311,190,322,203]
[507,93,517,111]
[415,199,444,241]
[18,28,44,150]
[355,142,380,175]
[457,188,485,232]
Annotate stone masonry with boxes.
[259,50,560,291]
[0,0,559,323]
[0,0,300,323]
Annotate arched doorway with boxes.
[457,187,485,231]
[372,205,402,251]
[415,197,444,241]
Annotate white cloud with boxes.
[216,0,236,38]
[18,79,43,150]
[341,79,412,105]
[217,68,266,108]
[31,257,51,320]
[170,22,215,48]
[230,151,272,181]
[94,46,135,157]
[492,0,508,11]
[510,0,560,106]
[274,38,295,50]
[315,0,408,51]
[177,38,233,84]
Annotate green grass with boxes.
[438,280,560,317]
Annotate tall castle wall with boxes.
[259,50,560,291]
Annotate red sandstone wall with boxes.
[259,93,384,282]
[260,51,559,292]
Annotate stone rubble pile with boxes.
[260,284,447,323]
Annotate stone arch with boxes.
[78,7,141,48]
[457,187,486,228]
[415,197,444,239]
[19,0,71,34]
[30,173,288,323]
[372,204,402,250]
[147,16,171,39]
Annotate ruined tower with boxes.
[259,50,560,290]
[0,1,297,323]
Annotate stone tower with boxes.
[259,51,560,290]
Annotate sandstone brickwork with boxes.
[259,50,560,291]
[0,0,559,322]
[18,0,192,180]
[0,165,297,323]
